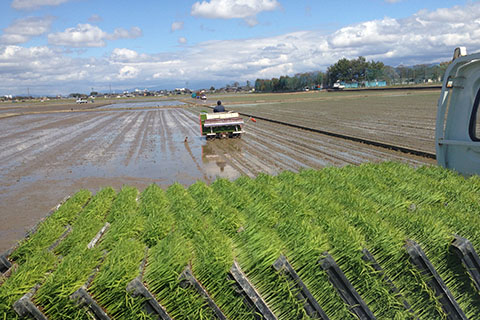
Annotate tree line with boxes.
[254,57,450,92]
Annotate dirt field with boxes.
[213,90,439,154]
[0,99,434,252]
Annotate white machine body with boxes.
[436,47,480,175]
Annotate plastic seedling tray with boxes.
[70,251,111,320]
[273,255,329,320]
[126,248,172,320]
[450,235,480,292]
[319,252,376,320]
[87,222,110,249]
[361,248,418,318]
[405,240,467,320]
[13,284,48,320]
[0,254,12,273]
[179,264,227,320]
[229,260,277,320]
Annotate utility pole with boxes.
[27,87,30,97]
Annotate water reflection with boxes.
[201,140,242,179]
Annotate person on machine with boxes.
[213,100,225,113]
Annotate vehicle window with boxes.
[470,88,480,141]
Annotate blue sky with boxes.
[0,0,478,95]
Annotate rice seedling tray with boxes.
[0,255,11,274]
[361,248,417,317]
[87,222,110,249]
[70,251,111,320]
[272,255,329,320]
[126,248,172,320]
[3,163,480,319]
[179,264,227,320]
[450,235,480,292]
[229,260,277,320]
[13,284,47,320]
[405,240,467,320]
[319,252,376,320]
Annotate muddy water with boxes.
[0,107,432,252]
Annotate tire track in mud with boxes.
[250,120,429,166]
[157,109,168,154]
[162,109,181,157]
[124,111,153,166]
[230,98,438,156]
[186,107,430,171]
[0,112,123,176]
[136,111,156,161]
[0,113,74,140]
[100,111,143,164]
[51,112,132,167]
[246,122,343,168]
[1,112,127,183]
[0,113,108,165]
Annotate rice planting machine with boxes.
[199,112,245,139]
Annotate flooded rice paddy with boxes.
[0,98,434,252]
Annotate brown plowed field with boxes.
[0,99,434,252]
[217,90,439,154]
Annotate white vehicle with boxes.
[436,47,480,175]
[76,98,88,104]
[332,82,345,90]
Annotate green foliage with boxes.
[2,164,480,320]
[11,189,91,262]
[327,56,385,85]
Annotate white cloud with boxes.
[110,48,139,61]
[178,37,187,44]
[47,24,142,47]
[171,21,184,32]
[1,16,54,44]
[385,0,402,3]
[191,0,280,26]
[11,0,70,10]
[118,66,140,79]
[3,3,480,95]
[48,24,107,47]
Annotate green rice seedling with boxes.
[0,249,57,318]
[187,181,255,319]
[352,162,480,317]
[144,231,215,319]
[89,238,152,319]
[33,187,116,319]
[139,184,173,247]
[239,172,408,319]
[34,247,102,319]
[323,162,478,318]
[189,180,246,236]
[100,186,142,251]
[10,189,91,262]
[55,187,116,256]
[159,183,230,319]
[213,175,335,319]
[293,165,445,319]
[390,164,480,249]
[106,185,139,223]
[273,171,359,318]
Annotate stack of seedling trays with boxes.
[1,162,480,319]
